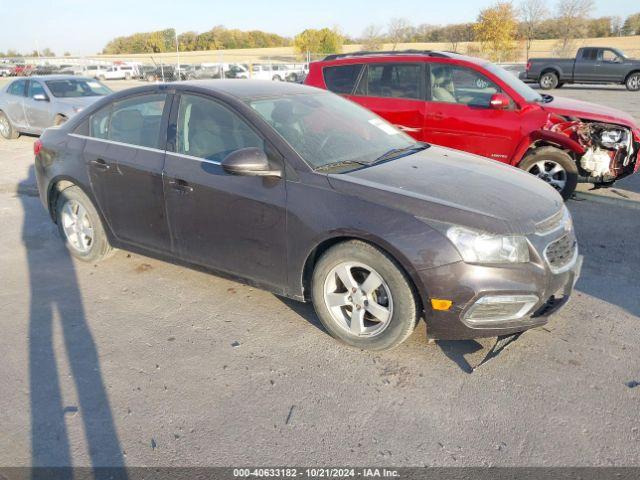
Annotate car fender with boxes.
[513,129,585,166]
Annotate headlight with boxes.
[446,226,530,264]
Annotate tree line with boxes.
[2,3,639,59]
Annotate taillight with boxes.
[526,61,532,72]
[34,139,43,156]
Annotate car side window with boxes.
[89,105,111,139]
[108,94,166,148]
[8,80,26,97]
[601,50,619,62]
[429,65,501,107]
[582,48,597,61]
[323,64,363,94]
[89,94,166,147]
[176,94,263,162]
[27,81,46,98]
[355,63,421,100]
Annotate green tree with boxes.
[623,13,640,35]
[294,28,343,54]
[474,2,518,61]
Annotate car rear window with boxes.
[323,64,363,94]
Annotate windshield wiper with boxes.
[367,143,429,166]
[315,159,368,172]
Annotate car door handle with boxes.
[169,178,194,194]
[90,158,110,171]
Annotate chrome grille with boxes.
[544,234,577,273]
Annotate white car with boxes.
[250,64,291,81]
[100,65,137,80]
[78,65,111,78]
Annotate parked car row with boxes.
[6,51,639,352]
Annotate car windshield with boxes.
[46,79,112,98]
[484,63,542,103]
[248,92,419,170]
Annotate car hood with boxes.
[542,96,638,128]
[327,146,564,236]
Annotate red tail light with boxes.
[33,140,43,156]
[526,61,532,72]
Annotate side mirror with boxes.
[33,93,48,101]
[221,148,281,178]
[489,93,510,110]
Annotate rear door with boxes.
[4,79,28,128]
[348,62,426,140]
[24,80,53,130]
[162,92,287,289]
[82,92,172,252]
[423,63,520,161]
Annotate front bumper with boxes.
[419,255,583,340]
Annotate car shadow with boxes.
[20,167,127,479]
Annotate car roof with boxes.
[318,50,489,67]
[177,79,323,100]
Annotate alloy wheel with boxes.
[628,74,640,91]
[323,261,393,337]
[527,160,567,192]
[61,200,94,253]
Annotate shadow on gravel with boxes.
[20,167,127,479]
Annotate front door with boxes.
[423,63,521,162]
[348,62,426,140]
[594,49,630,83]
[163,92,287,289]
[83,92,172,252]
[24,80,53,130]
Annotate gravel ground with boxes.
[0,81,639,468]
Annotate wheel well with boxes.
[539,68,559,80]
[47,179,76,221]
[624,70,640,82]
[517,142,577,168]
[301,236,424,312]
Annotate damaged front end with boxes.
[545,115,639,184]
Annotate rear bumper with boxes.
[420,255,583,340]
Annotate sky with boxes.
[0,0,638,55]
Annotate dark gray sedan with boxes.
[0,75,111,139]
[34,80,582,350]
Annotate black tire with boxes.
[272,75,282,82]
[311,240,419,351]
[626,72,640,92]
[539,71,558,90]
[0,110,19,139]
[54,114,67,126]
[55,186,112,262]
[556,82,564,88]
[519,147,578,200]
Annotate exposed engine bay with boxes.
[545,115,639,183]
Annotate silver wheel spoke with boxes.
[326,292,350,308]
[335,264,358,290]
[360,271,383,295]
[549,164,565,176]
[366,301,390,323]
[349,308,365,334]
[534,161,548,174]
